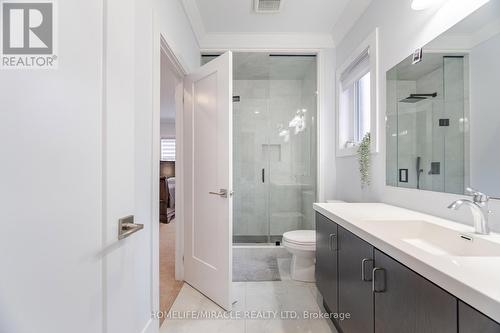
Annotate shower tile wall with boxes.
[394,80,418,189]
[233,77,317,239]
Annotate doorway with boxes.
[158,38,184,326]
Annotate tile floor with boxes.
[159,281,337,333]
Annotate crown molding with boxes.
[181,0,335,49]
[182,0,338,50]
[200,33,335,50]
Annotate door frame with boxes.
[151,14,188,323]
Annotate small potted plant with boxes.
[357,132,371,188]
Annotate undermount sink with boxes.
[362,219,500,257]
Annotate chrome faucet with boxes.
[448,188,491,235]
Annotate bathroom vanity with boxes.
[314,203,500,333]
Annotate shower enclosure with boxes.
[229,53,317,243]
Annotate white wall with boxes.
[318,49,337,202]
[156,0,200,72]
[0,0,199,332]
[160,50,178,124]
[161,121,176,138]
[332,0,500,231]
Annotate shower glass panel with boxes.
[232,53,317,244]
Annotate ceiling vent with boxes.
[254,0,283,13]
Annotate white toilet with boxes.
[283,230,316,282]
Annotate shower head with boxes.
[399,93,437,103]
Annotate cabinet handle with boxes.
[372,267,386,293]
[328,233,337,251]
[361,258,374,281]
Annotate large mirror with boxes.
[386,0,500,197]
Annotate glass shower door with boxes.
[232,53,318,244]
[232,78,270,243]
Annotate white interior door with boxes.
[103,0,153,332]
[183,51,233,310]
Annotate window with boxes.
[161,138,176,161]
[336,29,378,156]
[355,72,371,143]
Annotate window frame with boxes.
[336,28,379,157]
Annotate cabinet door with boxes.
[315,212,338,314]
[338,226,374,333]
[459,301,500,333]
[374,249,457,333]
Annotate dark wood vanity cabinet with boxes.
[459,301,500,333]
[373,249,457,333]
[315,212,500,333]
[338,226,374,333]
[315,212,339,314]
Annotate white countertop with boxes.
[313,202,500,323]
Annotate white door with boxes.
[102,0,154,332]
[183,51,233,310]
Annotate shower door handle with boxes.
[262,168,265,183]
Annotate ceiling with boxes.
[181,0,373,49]
[196,0,349,34]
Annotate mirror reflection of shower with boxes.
[399,92,437,103]
[387,53,466,194]
[416,156,423,189]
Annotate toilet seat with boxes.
[283,230,315,250]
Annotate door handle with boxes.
[118,215,144,240]
[328,233,337,251]
[209,189,228,198]
[372,267,386,293]
[361,258,374,281]
[262,168,265,183]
